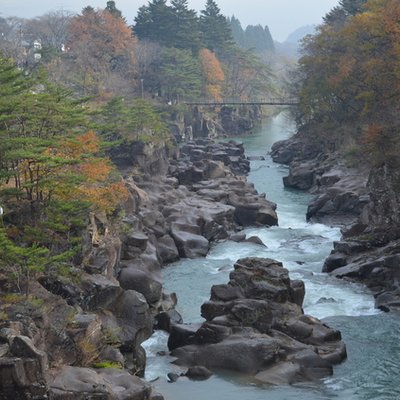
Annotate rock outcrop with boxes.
[178,105,262,140]
[271,134,369,225]
[272,126,400,312]
[168,258,346,385]
[323,164,400,311]
[0,130,283,399]
[113,139,277,314]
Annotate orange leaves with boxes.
[79,159,112,182]
[67,7,138,96]
[79,182,129,214]
[363,124,383,149]
[76,130,100,154]
[199,48,225,100]
[68,9,135,56]
[45,130,128,214]
[69,131,128,214]
[199,49,225,82]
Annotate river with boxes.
[143,113,400,400]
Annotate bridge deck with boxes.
[184,98,298,106]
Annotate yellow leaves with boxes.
[79,159,112,182]
[206,85,223,101]
[44,130,127,215]
[46,130,100,161]
[63,130,100,159]
[76,130,100,154]
[78,181,129,214]
[199,49,225,82]
[199,48,225,100]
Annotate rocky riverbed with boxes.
[271,128,400,312]
[0,139,280,398]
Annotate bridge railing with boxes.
[182,97,298,106]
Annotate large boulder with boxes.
[0,335,48,399]
[48,366,162,400]
[170,258,346,385]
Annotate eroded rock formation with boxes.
[168,258,346,385]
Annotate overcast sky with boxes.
[0,0,339,42]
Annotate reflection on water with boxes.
[144,113,400,400]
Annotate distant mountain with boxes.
[274,25,316,59]
[285,25,316,43]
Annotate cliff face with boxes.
[272,125,400,312]
[172,105,262,140]
[0,137,279,398]
[363,165,400,237]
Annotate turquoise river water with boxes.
[143,113,400,400]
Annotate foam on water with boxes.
[144,113,394,400]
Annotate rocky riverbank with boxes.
[0,139,278,398]
[271,127,400,312]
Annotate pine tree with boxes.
[244,25,274,53]
[199,0,233,53]
[170,0,202,53]
[159,47,202,102]
[105,1,123,19]
[324,0,367,27]
[229,16,245,48]
[133,0,174,46]
[339,0,367,16]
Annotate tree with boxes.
[298,0,400,125]
[324,0,368,28]
[66,7,137,96]
[170,0,202,53]
[0,226,49,297]
[133,0,202,53]
[229,16,246,48]
[0,58,131,286]
[199,0,234,52]
[135,40,162,97]
[0,58,88,218]
[133,0,175,46]
[199,48,225,100]
[0,17,28,66]
[222,47,275,99]
[105,1,123,19]
[339,0,368,16]
[97,97,168,143]
[159,47,202,101]
[243,25,274,53]
[24,10,74,54]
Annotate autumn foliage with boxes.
[46,130,129,213]
[199,48,225,100]
[67,8,138,96]
[295,0,400,165]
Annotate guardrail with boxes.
[183,98,298,106]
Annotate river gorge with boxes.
[144,113,400,400]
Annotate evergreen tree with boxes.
[199,0,233,52]
[324,0,367,27]
[229,16,245,47]
[105,1,123,19]
[159,47,202,101]
[244,25,274,52]
[339,0,367,16]
[97,97,168,143]
[170,0,202,53]
[133,0,174,46]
